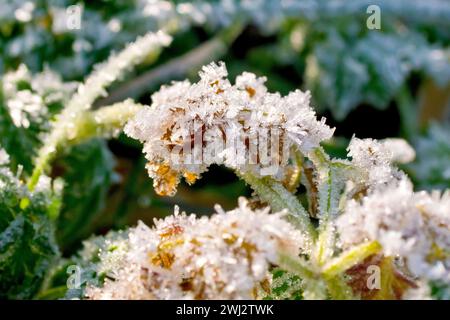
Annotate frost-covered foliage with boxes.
[85,198,302,299]
[0,148,61,299]
[0,63,76,171]
[30,30,171,189]
[304,27,450,119]
[0,0,178,78]
[0,1,448,302]
[74,63,449,300]
[125,62,333,196]
[337,179,450,284]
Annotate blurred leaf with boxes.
[56,139,115,250]
[408,122,450,190]
[0,94,43,173]
[305,25,450,120]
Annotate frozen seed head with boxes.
[86,198,303,300]
[337,179,450,284]
[125,61,334,196]
[347,136,408,191]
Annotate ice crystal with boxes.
[403,281,432,300]
[125,61,334,196]
[85,198,303,300]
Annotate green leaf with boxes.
[0,168,60,299]
[265,268,303,300]
[408,123,450,190]
[56,139,115,250]
[0,95,43,173]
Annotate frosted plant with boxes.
[1,64,75,129]
[85,198,302,300]
[2,38,447,298]
[28,31,172,190]
[125,61,334,196]
[337,179,450,295]
[116,63,450,300]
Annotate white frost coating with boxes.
[35,31,172,170]
[86,198,303,300]
[125,61,334,196]
[337,178,450,284]
[346,136,409,189]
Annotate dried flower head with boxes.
[337,179,450,284]
[86,198,303,300]
[346,137,412,195]
[125,61,334,196]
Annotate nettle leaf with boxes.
[0,97,43,173]
[265,268,303,300]
[0,169,60,299]
[56,139,115,249]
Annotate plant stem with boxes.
[278,253,315,280]
[239,172,316,248]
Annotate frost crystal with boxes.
[86,198,302,300]
[337,179,450,284]
[125,61,334,196]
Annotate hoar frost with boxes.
[85,198,303,300]
[337,179,450,284]
[125,61,334,196]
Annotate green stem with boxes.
[28,101,142,191]
[239,172,316,248]
[322,241,381,277]
[278,253,315,280]
[70,100,143,145]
